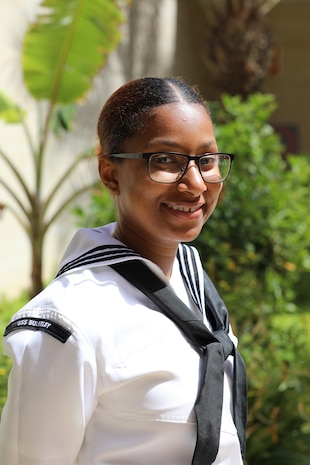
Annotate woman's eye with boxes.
[153,154,177,164]
[200,156,216,168]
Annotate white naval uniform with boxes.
[0,223,243,465]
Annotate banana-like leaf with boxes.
[22,0,125,104]
[0,92,25,123]
[50,103,76,134]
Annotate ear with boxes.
[98,157,120,195]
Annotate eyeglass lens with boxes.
[148,153,231,184]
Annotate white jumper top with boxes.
[0,223,243,465]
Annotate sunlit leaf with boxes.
[0,92,25,123]
[22,0,126,104]
[50,103,76,134]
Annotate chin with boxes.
[175,227,203,244]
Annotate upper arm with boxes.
[0,317,98,465]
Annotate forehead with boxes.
[149,101,210,124]
[124,102,216,152]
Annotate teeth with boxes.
[167,204,201,213]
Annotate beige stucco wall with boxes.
[264,1,310,152]
[175,0,310,153]
[0,0,177,298]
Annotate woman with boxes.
[0,77,247,465]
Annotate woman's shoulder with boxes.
[4,266,123,349]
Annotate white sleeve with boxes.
[0,317,98,465]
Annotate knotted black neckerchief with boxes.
[111,259,247,465]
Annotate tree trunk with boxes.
[30,199,44,298]
[31,237,43,298]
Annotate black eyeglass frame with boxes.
[108,152,235,184]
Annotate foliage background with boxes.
[199,93,310,465]
[1,92,309,464]
[0,294,27,410]
[52,92,310,464]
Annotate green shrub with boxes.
[0,293,28,413]
[197,94,310,322]
[72,184,116,228]
[195,93,310,464]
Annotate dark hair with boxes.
[96,77,210,155]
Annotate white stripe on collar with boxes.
[177,244,205,315]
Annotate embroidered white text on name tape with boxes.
[4,317,71,343]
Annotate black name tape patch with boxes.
[4,317,71,343]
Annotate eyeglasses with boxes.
[109,152,234,184]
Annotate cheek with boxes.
[208,183,223,201]
[204,185,222,216]
[116,173,156,212]
[214,182,223,199]
[119,160,150,190]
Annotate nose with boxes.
[177,161,207,195]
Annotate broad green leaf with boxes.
[50,103,76,134]
[22,0,126,104]
[0,92,25,123]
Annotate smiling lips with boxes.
[165,203,204,213]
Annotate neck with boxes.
[113,225,178,279]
